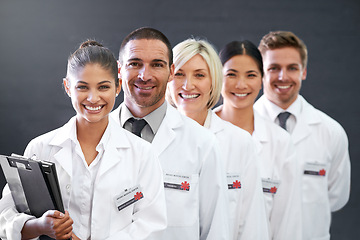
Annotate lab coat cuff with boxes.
[4,208,36,240]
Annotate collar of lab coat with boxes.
[291,95,322,144]
[208,110,225,134]
[111,102,183,156]
[255,95,322,144]
[252,111,270,154]
[48,116,131,178]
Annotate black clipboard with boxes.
[0,154,65,218]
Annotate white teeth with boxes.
[138,86,153,90]
[85,105,102,111]
[277,85,290,89]
[234,93,248,97]
[181,94,199,99]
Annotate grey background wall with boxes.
[0,0,359,238]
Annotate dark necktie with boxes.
[278,112,291,131]
[128,118,147,137]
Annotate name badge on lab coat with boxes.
[262,178,281,194]
[163,172,192,191]
[114,185,144,211]
[304,162,327,176]
[227,173,241,189]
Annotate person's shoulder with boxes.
[303,98,344,128]
[27,121,70,147]
[183,113,214,136]
[166,106,217,142]
[217,115,252,139]
[301,97,348,138]
[253,95,268,108]
[24,120,73,158]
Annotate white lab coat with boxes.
[252,111,302,240]
[207,111,269,240]
[111,103,230,240]
[254,95,351,240]
[0,117,167,240]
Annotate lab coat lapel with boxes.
[291,116,311,145]
[253,113,268,154]
[291,97,321,145]
[97,120,129,178]
[152,104,180,157]
[51,144,73,178]
[49,118,76,178]
[208,111,224,135]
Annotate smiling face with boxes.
[119,39,174,117]
[64,63,120,126]
[168,54,212,123]
[222,55,262,111]
[262,47,307,109]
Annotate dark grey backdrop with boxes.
[0,0,359,238]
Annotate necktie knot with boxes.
[278,112,291,131]
[128,118,147,137]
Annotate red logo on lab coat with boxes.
[319,169,326,176]
[233,180,241,189]
[134,192,143,201]
[270,186,277,194]
[181,181,190,191]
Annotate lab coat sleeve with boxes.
[105,150,167,240]
[270,140,303,240]
[198,136,230,240]
[238,140,269,240]
[327,123,351,212]
[0,185,36,240]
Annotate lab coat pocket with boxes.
[302,161,329,203]
[163,173,199,227]
[227,173,242,226]
[109,185,142,233]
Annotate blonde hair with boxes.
[167,38,223,109]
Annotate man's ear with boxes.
[302,67,307,81]
[63,78,71,97]
[116,80,122,97]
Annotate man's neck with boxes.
[124,99,165,118]
[267,95,298,110]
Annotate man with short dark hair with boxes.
[111,27,230,240]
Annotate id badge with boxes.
[163,172,192,191]
[262,178,281,194]
[304,162,327,176]
[114,185,144,211]
[227,173,241,189]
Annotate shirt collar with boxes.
[264,95,302,121]
[120,101,167,136]
[67,116,110,153]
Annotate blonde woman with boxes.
[166,38,269,240]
